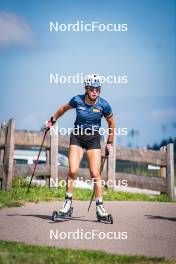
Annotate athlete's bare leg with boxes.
[86,149,102,198]
[87,148,110,218]
[66,145,84,193]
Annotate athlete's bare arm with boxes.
[106,115,116,143]
[53,104,73,120]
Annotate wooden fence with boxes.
[0,118,175,200]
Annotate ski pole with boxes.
[26,128,49,194]
[88,150,109,212]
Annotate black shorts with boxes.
[70,131,101,150]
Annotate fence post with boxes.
[50,124,58,188]
[45,148,50,186]
[3,118,15,190]
[107,134,116,190]
[160,146,166,178]
[0,149,4,164]
[166,143,175,200]
[46,148,50,165]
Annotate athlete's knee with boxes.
[91,174,102,188]
[90,171,100,180]
[68,169,78,179]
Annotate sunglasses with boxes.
[87,87,101,92]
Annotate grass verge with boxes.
[0,240,174,264]
[0,178,172,209]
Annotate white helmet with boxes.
[84,74,102,88]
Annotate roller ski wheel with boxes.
[96,213,113,224]
[52,207,74,221]
[68,206,74,217]
[108,214,113,224]
[52,211,58,221]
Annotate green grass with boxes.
[0,240,174,264]
[0,178,172,209]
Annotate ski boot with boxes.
[96,201,113,224]
[52,196,73,221]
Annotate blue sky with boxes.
[0,0,176,147]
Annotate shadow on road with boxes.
[7,214,102,224]
[145,215,176,222]
[7,214,51,220]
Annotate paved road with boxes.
[0,201,176,259]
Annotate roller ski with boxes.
[52,196,73,221]
[96,201,113,224]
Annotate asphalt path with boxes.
[0,201,176,259]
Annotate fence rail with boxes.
[0,118,175,200]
